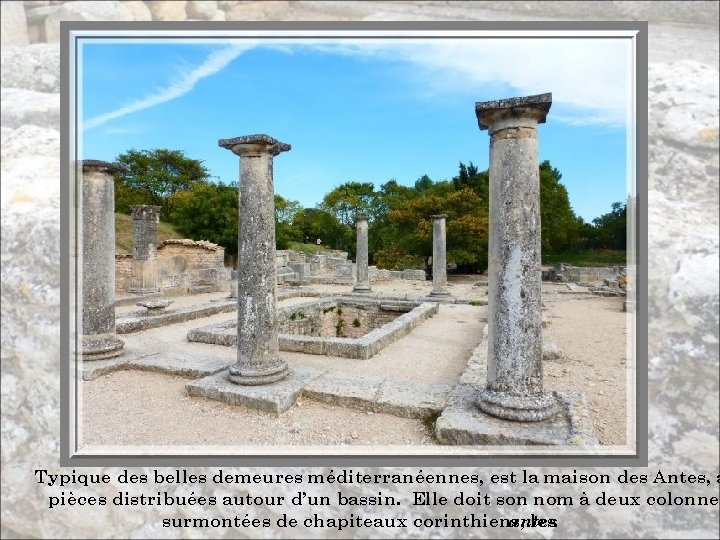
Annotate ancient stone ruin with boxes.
[219,133,291,386]
[81,95,606,448]
[353,214,371,293]
[80,160,125,361]
[474,93,558,422]
[429,214,451,298]
[129,204,160,294]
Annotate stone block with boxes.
[373,380,453,419]
[402,269,426,280]
[128,353,232,378]
[303,371,383,410]
[187,0,219,18]
[435,385,599,446]
[186,366,320,414]
[117,300,235,334]
[123,1,153,21]
[1,1,28,47]
[45,1,133,42]
[1,88,59,130]
[81,357,129,381]
[146,0,188,20]
[1,43,59,92]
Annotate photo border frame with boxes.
[60,20,648,467]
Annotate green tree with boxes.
[453,161,489,202]
[292,208,344,249]
[375,183,489,273]
[170,181,238,255]
[591,201,626,249]
[321,181,378,226]
[275,194,302,249]
[539,160,580,253]
[114,148,210,220]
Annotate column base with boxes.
[82,334,125,361]
[129,288,160,295]
[476,388,560,422]
[352,285,372,293]
[228,360,289,386]
[429,289,452,298]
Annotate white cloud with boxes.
[84,38,630,131]
[83,44,253,130]
[297,38,631,126]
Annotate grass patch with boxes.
[421,412,441,436]
[468,301,485,307]
[115,213,183,253]
[286,241,332,255]
[542,250,626,267]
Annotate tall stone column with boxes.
[353,214,371,293]
[219,134,290,385]
[430,214,451,297]
[129,204,160,294]
[81,160,126,360]
[474,93,559,421]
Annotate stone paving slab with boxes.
[373,380,453,419]
[435,384,599,446]
[563,283,590,293]
[185,366,324,414]
[184,364,453,420]
[127,354,233,378]
[81,356,131,381]
[303,371,383,409]
[116,300,236,333]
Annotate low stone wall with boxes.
[544,264,625,285]
[116,239,230,296]
[156,240,228,295]
[280,298,411,339]
[187,297,438,360]
[115,253,133,293]
[275,249,425,285]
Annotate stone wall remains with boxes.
[544,263,626,285]
[115,253,133,293]
[116,239,229,295]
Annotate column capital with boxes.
[475,93,552,134]
[218,134,291,157]
[355,214,369,223]
[131,204,161,220]
[431,214,447,220]
[80,160,127,175]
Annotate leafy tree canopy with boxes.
[321,181,378,226]
[170,181,238,255]
[114,148,210,220]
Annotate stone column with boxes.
[474,93,559,421]
[81,160,126,360]
[353,214,371,293]
[219,134,290,385]
[430,214,451,297]
[129,204,160,294]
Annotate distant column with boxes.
[219,134,291,385]
[81,160,126,360]
[353,214,371,293]
[624,194,636,313]
[129,204,160,294]
[474,93,559,421]
[430,214,451,297]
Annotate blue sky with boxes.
[80,37,632,222]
